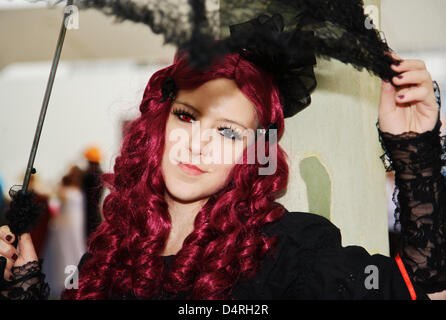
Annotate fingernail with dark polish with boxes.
[12,254,18,261]
[5,235,12,242]
[398,95,405,99]
[397,75,403,79]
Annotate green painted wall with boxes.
[299,156,332,221]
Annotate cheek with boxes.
[202,137,247,165]
[163,115,189,164]
[207,163,236,187]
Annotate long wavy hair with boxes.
[61,52,290,300]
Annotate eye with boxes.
[218,127,242,141]
[172,109,196,123]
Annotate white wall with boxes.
[0,60,166,195]
[0,0,47,9]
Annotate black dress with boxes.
[1,117,445,300]
[154,210,429,300]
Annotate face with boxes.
[161,78,260,203]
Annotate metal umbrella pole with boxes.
[20,0,74,193]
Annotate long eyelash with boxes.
[172,107,196,121]
[218,125,243,140]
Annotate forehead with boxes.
[175,78,259,128]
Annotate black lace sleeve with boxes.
[378,116,446,294]
[0,260,50,300]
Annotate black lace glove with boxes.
[378,115,446,294]
[0,260,50,300]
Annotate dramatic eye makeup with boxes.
[171,105,244,141]
[172,106,196,123]
[217,124,243,141]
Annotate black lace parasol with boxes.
[63,0,400,117]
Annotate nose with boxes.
[188,121,212,161]
[188,121,222,163]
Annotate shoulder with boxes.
[233,210,344,299]
[263,209,342,250]
[254,209,420,299]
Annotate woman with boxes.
[0,50,444,300]
[44,165,87,298]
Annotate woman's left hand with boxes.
[378,52,439,135]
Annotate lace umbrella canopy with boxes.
[6,0,401,236]
[62,0,400,117]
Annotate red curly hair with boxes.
[61,52,289,299]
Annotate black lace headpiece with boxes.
[228,13,317,117]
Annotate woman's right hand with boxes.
[0,225,38,282]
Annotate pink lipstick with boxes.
[178,162,206,175]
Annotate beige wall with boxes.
[0,6,176,70]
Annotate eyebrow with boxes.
[174,100,248,130]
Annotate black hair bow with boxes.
[229,13,317,118]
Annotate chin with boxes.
[166,186,209,203]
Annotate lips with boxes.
[178,162,206,175]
